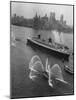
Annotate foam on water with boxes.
[29,55,68,87]
[29,55,44,80]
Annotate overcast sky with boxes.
[11,2,73,25]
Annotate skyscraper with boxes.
[60,14,64,24]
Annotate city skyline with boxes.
[11,2,73,26]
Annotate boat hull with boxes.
[64,65,74,74]
[27,38,70,61]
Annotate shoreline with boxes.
[11,24,73,34]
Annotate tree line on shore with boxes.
[11,13,73,33]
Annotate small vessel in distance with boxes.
[64,54,74,74]
[27,34,70,60]
[64,65,74,74]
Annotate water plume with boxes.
[29,55,44,80]
[52,30,64,44]
[29,55,68,87]
[11,32,16,47]
[48,64,68,86]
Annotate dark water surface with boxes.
[11,25,74,98]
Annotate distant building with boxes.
[33,12,41,29]
[13,13,16,18]
[63,20,66,25]
[60,14,67,26]
[50,12,55,22]
[34,12,38,20]
[60,14,64,24]
[41,14,48,21]
[48,12,56,28]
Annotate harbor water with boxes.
[11,25,74,98]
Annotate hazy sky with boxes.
[11,2,73,25]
